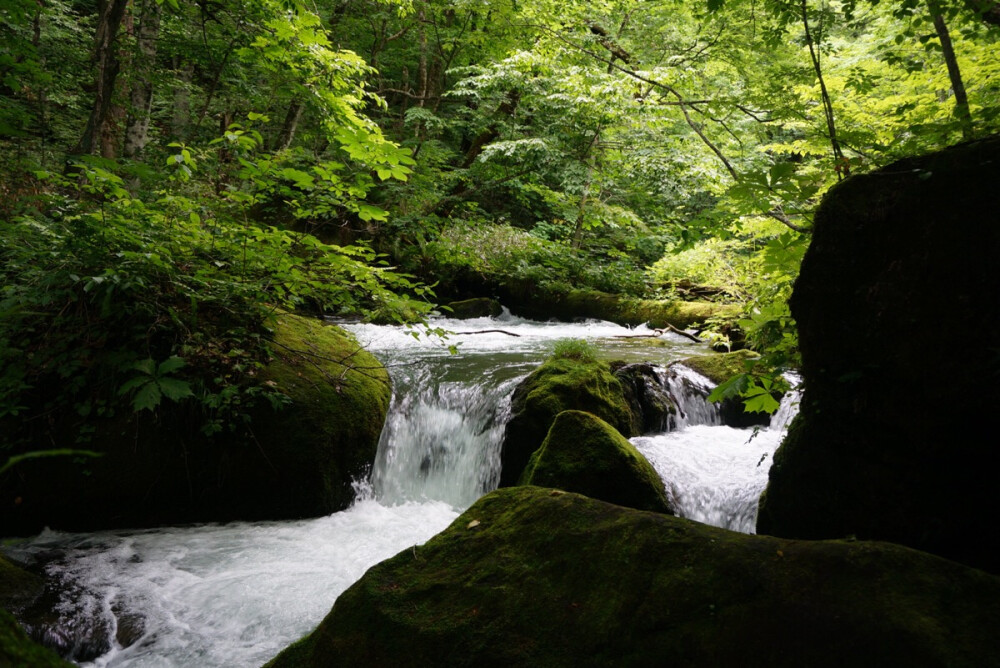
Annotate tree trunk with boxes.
[123,0,161,158]
[571,130,601,250]
[171,57,193,140]
[70,0,130,159]
[930,4,975,140]
[274,100,304,151]
[800,0,847,177]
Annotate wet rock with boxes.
[264,487,1000,668]
[499,354,634,486]
[613,362,675,433]
[757,137,1000,573]
[518,410,672,514]
[0,609,74,668]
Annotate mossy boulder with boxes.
[0,609,74,668]
[443,298,503,319]
[757,137,1000,573]
[518,411,672,514]
[499,354,635,486]
[263,487,1000,668]
[678,349,759,385]
[1,313,390,534]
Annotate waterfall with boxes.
[662,364,723,428]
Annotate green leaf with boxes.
[742,386,781,414]
[132,382,162,412]
[157,377,194,402]
[157,355,186,376]
[132,358,156,376]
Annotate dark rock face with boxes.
[518,411,672,514]
[499,355,635,487]
[264,487,1000,668]
[0,314,391,534]
[757,137,1000,573]
[613,362,675,433]
[0,609,74,668]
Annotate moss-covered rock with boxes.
[264,487,1000,668]
[0,609,74,668]
[0,556,43,614]
[443,298,503,319]
[499,354,634,486]
[677,349,759,385]
[518,411,672,514]
[757,137,1000,573]
[0,313,390,534]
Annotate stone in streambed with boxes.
[518,410,672,514]
[263,487,1000,668]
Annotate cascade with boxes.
[1,314,799,667]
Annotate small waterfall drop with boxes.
[632,373,802,533]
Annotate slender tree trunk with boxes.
[571,130,601,250]
[171,57,193,140]
[801,0,847,177]
[273,100,304,151]
[417,4,428,109]
[70,0,130,159]
[123,0,161,158]
[929,3,974,140]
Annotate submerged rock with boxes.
[518,411,672,514]
[263,487,1000,668]
[1,313,391,533]
[757,137,1000,573]
[499,354,635,486]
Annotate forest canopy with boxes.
[1,0,998,430]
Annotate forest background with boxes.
[1,0,998,439]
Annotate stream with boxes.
[2,311,799,667]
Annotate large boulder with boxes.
[518,411,672,514]
[612,362,675,433]
[1,313,390,533]
[442,297,502,319]
[263,487,1000,668]
[499,352,635,486]
[757,137,1000,573]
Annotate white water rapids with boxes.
[2,311,799,667]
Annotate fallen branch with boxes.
[613,325,702,344]
[455,329,522,337]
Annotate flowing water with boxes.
[2,311,799,667]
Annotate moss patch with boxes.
[265,486,1000,668]
[519,411,672,514]
[0,608,74,668]
[0,313,390,534]
[500,354,633,486]
[0,556,43,613]
[443,298,503,319]
[677,349,760,385]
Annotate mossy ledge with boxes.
[0,313,390,534]
[0,608,74,668]
[498,285,737,330]
[518,410,672,514]
[499,354,634,487]
[676,349,760,385]
[263,486,1000,668]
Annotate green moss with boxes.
[677,349,760,385]
[500,355,633,486]
[518,410,672,514]
[0,608,74,668]
[1,313,391,533]
[0,556,43,613]
[265,486,1000,668]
